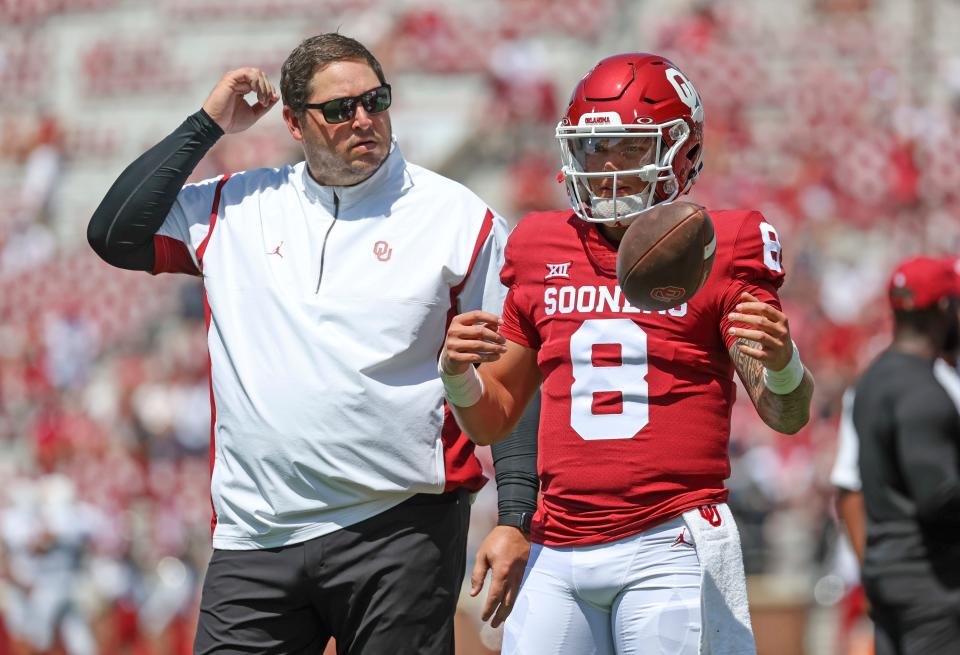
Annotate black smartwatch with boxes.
[497,511,533,536]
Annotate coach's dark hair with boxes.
[281,33,386,114]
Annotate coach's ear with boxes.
[283,105,305,142]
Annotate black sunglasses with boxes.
[300,85,392,124]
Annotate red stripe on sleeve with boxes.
[152,235,200,275]
[204,288,218,537]
[197,174,229,537]
[196,174,231,270]
[448,209,494,310]
[441,208,496,493]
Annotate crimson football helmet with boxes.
[557,53,705,226]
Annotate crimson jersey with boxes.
[499,209,786,546]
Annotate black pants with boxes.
[194,490,470,655]
[873,612,960,655]
[866,573,960,655]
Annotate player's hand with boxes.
[727,291,794,371]
[440,310,507,376]
[202,68,279,134]
[470,525,530,628]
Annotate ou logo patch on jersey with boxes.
[665,68,704,123]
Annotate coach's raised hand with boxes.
[202,68,279,134]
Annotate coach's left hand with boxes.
[470,525,530,628]
[727,291,794,371]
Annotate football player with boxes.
[440,53,814,654]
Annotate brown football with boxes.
[615,202,716,311]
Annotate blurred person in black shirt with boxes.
[853,256,960,655]
[830,342,960,654]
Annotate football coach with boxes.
[88,32,534,654]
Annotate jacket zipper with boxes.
[315,191,339,294]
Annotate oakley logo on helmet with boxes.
[665,68,703,122]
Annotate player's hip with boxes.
[505,502,754,655]
[523,517,699,607]
[502,517,703,655]
[533,486,728,546]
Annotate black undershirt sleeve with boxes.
[491,390,540,519]
[894,390,960,527]
[87,109,224,271]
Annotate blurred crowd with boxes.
[2,0,959,653]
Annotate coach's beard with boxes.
[305,137,390,187]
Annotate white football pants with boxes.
[502,516,702,655]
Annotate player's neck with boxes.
[596,223,628,246]
[891,331,941,362]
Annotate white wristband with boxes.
[764,341,805,395]
[438,359,484,407]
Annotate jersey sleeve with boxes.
[498,221,541,349]
[720,210,787,350]
[153,175,227,274]
[499,220,520,290]
[457,211,510,314]
[500,286,540,348]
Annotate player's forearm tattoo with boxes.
[731,337,765,392]
[729,338,813,435]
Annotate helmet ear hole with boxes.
[686,144,701,162]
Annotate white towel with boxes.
[682,503,757,655]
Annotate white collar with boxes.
[299,136,410,210]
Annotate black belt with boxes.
[402,488,468,506]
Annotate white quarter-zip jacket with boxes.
[154,141,508,549]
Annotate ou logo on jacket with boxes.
[373,240,392,261]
